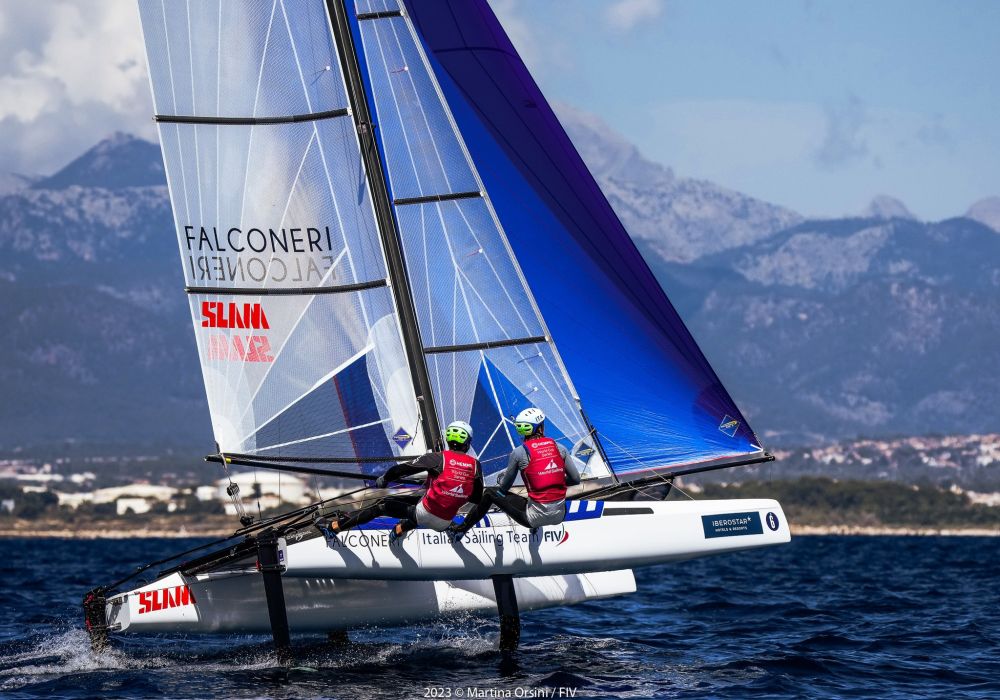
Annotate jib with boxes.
[137,585,196,615]
[201,301,270,329]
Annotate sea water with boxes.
[0,536,996,699]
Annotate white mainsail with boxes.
[138,0,425,469]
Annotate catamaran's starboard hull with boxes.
[284,499,790,580]
[106,569,636,634]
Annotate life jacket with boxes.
[421,450,478,521]
[521,437,567,504]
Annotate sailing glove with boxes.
[375,475,389,489]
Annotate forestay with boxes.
[138,0,424,473]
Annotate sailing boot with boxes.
[313,512,343,542]
[388,522,411,544]
[446,522,469,540]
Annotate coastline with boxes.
[0,522,997,539]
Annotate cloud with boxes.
[814,94,870,169]
[489,0,574,78]
[0,3,152,176]
[605,0,665,33]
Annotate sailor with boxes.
[314,421,482,543]
[450,407,580,536]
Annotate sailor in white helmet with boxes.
[450,407,580,536]
[315,420,483,543]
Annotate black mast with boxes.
[325,0,442,450]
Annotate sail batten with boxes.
[155,108,351,125]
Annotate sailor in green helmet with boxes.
[314,420,483,543]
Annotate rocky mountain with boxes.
[863,195,916,221]
[557,104,803,262]
[31,132,166,191]
[650,216,1000,443]
[1,128,998,452]
[0,139,207,452]
[966,197,1000,233]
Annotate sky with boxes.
[0,0,997,220]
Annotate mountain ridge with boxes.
[1,129,998,450]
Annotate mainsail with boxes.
[138,0,427,474]
[138,0,766,483]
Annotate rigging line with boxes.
[395,10,583,414]
[452,266,578,432]
[285,2,374,337]
[481,351,518,451]
[262,129,318,284]
[366,21,485,382]
[596,430,682,496]
[231,247,350,428]
[450,271,458,415]
[329,0,443,450]
[222,0,278,428]
[215,1,221,234]
[254,417,391,452]
[420,205,445,415]
[281,0,372,330]
[186,0,204,227]
[477,415,510,466]
[233,341,374,447]
[159,7,191,230]
[366,17,479,441]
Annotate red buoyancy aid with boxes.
[421,450,478,521]
[522,437,567,504]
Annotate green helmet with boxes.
[444,420,473,447]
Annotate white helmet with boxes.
[514,407,545,437]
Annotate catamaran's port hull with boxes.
[105,570,636,634]
[101,499,789,635]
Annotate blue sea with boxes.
[0,536,997,699]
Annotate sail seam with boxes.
[184,279,387,296]
[393,191,482,206]
[424,336,547,354]
[154,108,350,125]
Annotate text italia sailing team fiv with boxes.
[315,407,580,545]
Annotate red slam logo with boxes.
[201,301,274,363]
[136,585,196,615]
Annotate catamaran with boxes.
[83,0,789,657]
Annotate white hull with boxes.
[103,498,789,636]
[285,498,790,580]
[107,569,636,634]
